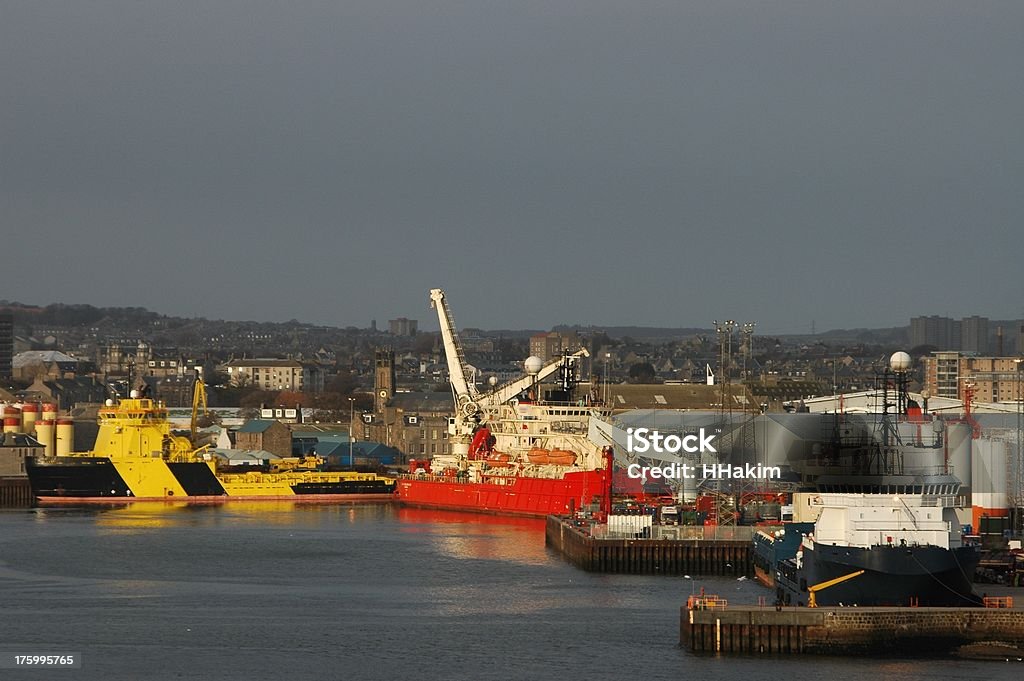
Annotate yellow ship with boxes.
[25,396,395,504]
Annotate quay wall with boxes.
[546,516,751,576]
[682,606,1024,655]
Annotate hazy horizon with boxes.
[4,2,1022,335]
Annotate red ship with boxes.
[396,465,611,518]
[395,289,613,518]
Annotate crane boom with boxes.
[430,289,480,415]
[190,373,208,442]
[807,569,864,607]
[479,349,589,409]
[430,288,589,427]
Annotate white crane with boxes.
[429,288,589,440]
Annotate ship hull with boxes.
[26,457,396,504]
[396,470,607,518]
[752,522,815,589]
[776,543,982,607]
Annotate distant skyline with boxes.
[3,3,1022,336]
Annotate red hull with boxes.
[396,470,608,518]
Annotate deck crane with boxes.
[429,288,589,450]
[807,569,864,607]
[190,371,208,443]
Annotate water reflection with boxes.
[31,500,397,532]
[396,507,549,566]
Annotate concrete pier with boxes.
[682,604,1024,655]
[546,516,751,576]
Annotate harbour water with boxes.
[0,504,1015,680]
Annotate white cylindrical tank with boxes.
[56,419,74,457]
[946,422,972,490]
[971,438,1009,514]
[35,419,55,457]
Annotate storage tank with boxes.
[42,402,58,420]
[3,416,19,435]
[971,437,1010,531]
[56,419,74,457]
[945,422,972,490]
[21,403,39,435]
[2,406,21,433]
[35,419,55,457]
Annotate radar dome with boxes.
[890,351,912,373]
[488,376,498,387]
[105,399,114,407]
[524,356,544,375]
[130,389,140,399]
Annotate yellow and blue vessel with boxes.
[25,396,395,504]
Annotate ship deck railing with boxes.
[810,493,958,508]
[687,594,728,610]
[593,524,756,542]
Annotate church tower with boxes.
[374,348,396,413]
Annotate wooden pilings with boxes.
[546,516,752,576]
[0,477,33,507]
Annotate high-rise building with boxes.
[388,318,418,336]
[910,315,957,350]
[0,311,13,379]
[960,316,989,354]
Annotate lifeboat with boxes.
[485,452,513,468]
[547,449,577,466]
[527,447,550,465]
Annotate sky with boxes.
[2,1,1021,335]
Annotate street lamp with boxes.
[604,353,611,405]
[348,397,355,469]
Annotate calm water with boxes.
[0,504,1016,681]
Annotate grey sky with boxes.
[2,2,1021,334]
